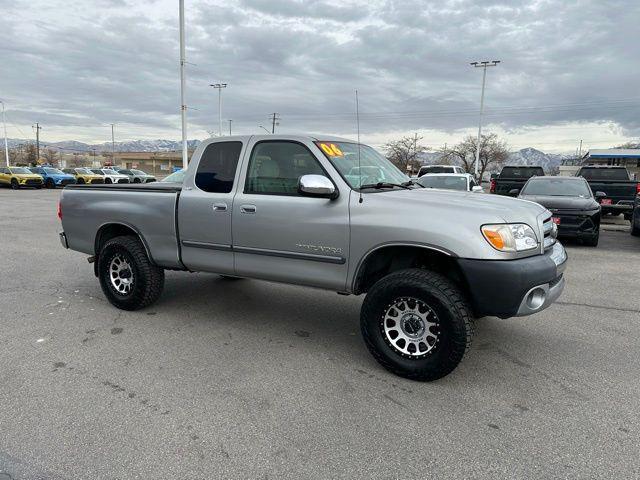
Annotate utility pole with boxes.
[179,0,188,169]
[578,139,583,160]
[228,119,232,136]
[0,100,9,167]
[33,122,42,163]
[209,83,227,136]
[470,60,500,179]
[270,113,280,134]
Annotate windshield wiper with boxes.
[359,181,412,190]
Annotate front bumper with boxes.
[553,210,600,239]
[458,242,567,319]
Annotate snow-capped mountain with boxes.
[505,147,575,173]
[4,138,201,153]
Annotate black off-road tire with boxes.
[98,235,164,311]
[133,178,141,183]
[631,217,640,237]
[105,178,112,184]
[10,178,19,190]
[77,178,85,184]
[583,232,599,247]
[360,268,474,382]
[45,179,55,189]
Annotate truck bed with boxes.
[61,183,183,269]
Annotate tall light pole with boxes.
[0,100,9,167]
[210,83,227,136]
[110,123,116,165]
[470,60,500,179]
[179,0,188,169]
[228,119,232,135]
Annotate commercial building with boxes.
[560,148,640,178]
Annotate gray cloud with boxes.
[0,0,639,147]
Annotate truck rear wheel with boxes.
[98,235,164,311]
[360,268,474,381]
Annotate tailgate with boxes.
[588,181,637,202]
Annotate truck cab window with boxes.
[195,141,242,193]
[245,141,324,195]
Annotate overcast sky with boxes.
[1,0,639,152]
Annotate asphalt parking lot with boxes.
[1,188,639,479]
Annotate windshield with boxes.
[416,175,468,191]
[9,167,32,174]
[91,169,104,175]
[119,170,132,175]
[522,178,592,197]
[162,170,185,183]
[103,169,118,175]
[316,141,408,189]
[44,168,64,174]
[131,169,146,175]
[76,168,93,174]
[579,168,630,181]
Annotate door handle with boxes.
[240,204,256,214]
[212,203,227,212]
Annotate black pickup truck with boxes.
[490,166,545,196]
[576,166,639,218]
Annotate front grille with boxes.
[117,178,130,184]
[26,179,42,185]
[90,178,104,184]
[61,179,75,186]
[542,216,556,250]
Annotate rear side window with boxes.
[195,141,243,193]
[500,167,544,179]
[578,168,629,181]
[245,141,324,195]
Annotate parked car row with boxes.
[489,164,640,246]
[0,165,156,189]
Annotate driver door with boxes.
[232,138,350,291]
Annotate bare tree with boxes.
[442,133,509,180]
[25,143,37,165]
[384,133,427,173]
[42,148,59,165]
[69,153,88,167]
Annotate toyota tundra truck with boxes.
[58,135,567,381]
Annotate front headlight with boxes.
[481,223,539,252]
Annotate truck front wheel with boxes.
[360,268,474,381]
[98,235,164,311]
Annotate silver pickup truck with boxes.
[59,134,567,381]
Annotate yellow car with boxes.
[62,167,105,184]
[0,166,44,189]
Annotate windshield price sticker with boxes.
[318,143,344,157]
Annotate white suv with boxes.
[90,168,130,184]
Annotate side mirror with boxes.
[509,188,520,196]
[595,191,606,199]
[298,174,337,199]
[471,185,484,193]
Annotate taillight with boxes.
[490,179,496,193]
[57,201,62,220]
[636,182,640,195]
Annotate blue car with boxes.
[29,167,77,189]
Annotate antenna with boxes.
[355,90,363,203]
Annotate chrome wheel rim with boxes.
[382,297,440,358]
[109,255,134,294]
